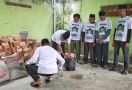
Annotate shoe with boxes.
[30,80,42,88]
[30,82,40,88]
[121,70,128,75]
[103,65,108,69]
[92,64,98,67]
[109,66,118,71]
[83,59,88,64]
[78,61,85,64]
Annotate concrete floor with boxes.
[0,64,132,90]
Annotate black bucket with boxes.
[65,57,76,71]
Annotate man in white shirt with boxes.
[110,5,132,75]
[68,14,84,62]
[95,10,112,68]
[52,30,71,57]
[82,14,96,64]
[26,38,65,87]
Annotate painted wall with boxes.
[81,0,132,60]
[0,0,52,41]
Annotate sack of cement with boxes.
[0,60,10,83]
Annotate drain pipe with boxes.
[52,0,56,33]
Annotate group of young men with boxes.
[52,5,132,75]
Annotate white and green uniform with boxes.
[113,16,132,71]
[83,22,96,63]
[68,21,84,40]
[96,18,112,66]
[68,21,84,61]
[96,18,112,42]
[83,22,96,43]
[114,16,132,42]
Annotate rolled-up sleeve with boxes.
[56,52,65,70]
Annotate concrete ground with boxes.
[0,63,132,90]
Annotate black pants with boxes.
[96,42,109,66]
[26,64,53,81]
[83,43,95,63]
[113,41,129,71]
[51,41,65,57]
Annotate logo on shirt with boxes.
[85,29,94,35]
[72,27,79,32]
[99,26,106,33]
[117,24,124,32]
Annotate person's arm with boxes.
[81,23,85,45]
[57,44,64,55]
[102,20,112,40]
[126,29,131,43]
[126,18,132,43]
[112,28,116,47]
[82,32,85,43]
[56,52,65,70]
[101,29,111,40]
[95,22,100,42]
[124,18,132,48]
[67,36,71,53]
[95,30,99,40]
[26,48,39,65]
[67,44,71,53]
[113,28,116,41]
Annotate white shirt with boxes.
[52,30,71,44]
[96,18,112,42]
[115,16,132,41]
[83,22,96,43]
[68,21,84,40]
[26,46,65,74]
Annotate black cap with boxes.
[99,10,106,16]
[119,4,127,9]
[89,14,95,18]
[73,13,80,19]
[63,31,70,40]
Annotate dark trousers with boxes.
[26,64,53,81]
[51,41,65,54]
[113,41,129,71]
[70,40,81,62]
[96,42,109,66]
[83,43,95,63]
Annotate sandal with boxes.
[30,82,40,88]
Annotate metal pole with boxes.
[52,0,56,33]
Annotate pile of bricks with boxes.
[0,35,39,63]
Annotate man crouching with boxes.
[26,38,65,87]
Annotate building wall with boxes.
[0,0,52,41]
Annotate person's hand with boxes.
[124,43,129,48]
[112,42,114,47]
